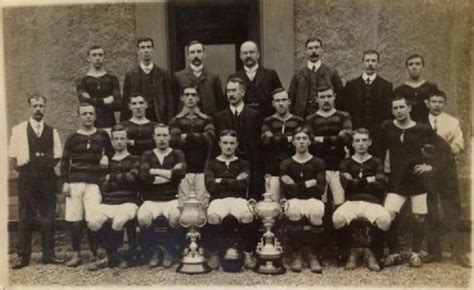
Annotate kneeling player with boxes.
[204,130,255,270]
[87,125,140,270]
[332,128,390,271]
[137,123,186,268]
[280,126,326,273]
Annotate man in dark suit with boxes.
[8,94,63,269]
[230,41,282,119]
[214,77,263,199]
[173,40,225,117]
[121,37,173,123]
[341,49,393,150]
[289,37,344,118]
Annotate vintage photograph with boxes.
[1,0,472,288]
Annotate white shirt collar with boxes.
[230,102,245,115]
[307,60,322,71]
[190,63,203,73]
[140,62,154,74]
[216,155,238,163]
[316,108,336,117]
[29,118,44,131]
[362,72,377,83]
[244,63,259,74]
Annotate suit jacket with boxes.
[289,63,344,118]
[230,66,282,118]
[341,75,393,143]
[121,65,173,123]
[173,67,225,117]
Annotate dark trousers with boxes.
[17,175,57,260]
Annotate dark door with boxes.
[168,0,260,83]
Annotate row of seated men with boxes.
[9,72,470,273]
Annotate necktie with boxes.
[312,66,317,73]
[366,78,371,86]
[433,118,438,132]
[234,109,239,117]
[35,123,41,137]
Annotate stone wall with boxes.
[4,3,137,144]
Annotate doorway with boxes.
[168,0,260,84]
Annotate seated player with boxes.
[280,126,326,273]
[332,128,390,272]
[137,123,186,268]
[204,130,255,270]
[86,125,140,270]
[305,86,352,207]
[261,88,303,199]
[376,95,436,267]
[169,84,215,202]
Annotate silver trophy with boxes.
[176,177,210,274]
[248,175,287,274]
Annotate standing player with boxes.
[76,45,121,133]
[261,88,303,199]
[332,128,391,271]
[61,103,113,267]
[305,86,352,208]
[137,124,186,268]
[394,54,438,122]
[169,85,215,202]
[376,95,435,267]
[204,130,255,270]
[9,95,63,269]
[86,125,141,271]
[280,126,326,273]
[423,90,471,267]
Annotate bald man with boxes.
[230,41,282,118]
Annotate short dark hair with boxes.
[187,40,204,51]
[129,93,147,103]
[88,45,104,56]
[27,94,47,105]
[137,37,154,48]
[405,54,424,67]
[427,89,447,101]
[292,126,313,140]
[219,129,238,139]
[77,102,95,114]
[392,94,411,106]
[317,84,334,94]
[352,127,371,139]
[227,76,246,92]
[111,124,128,137]
[181,84,200,96]
[362,49,380,61]
[272,87,286,96]
[305,37,323,48]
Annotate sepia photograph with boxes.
[1,0,472,288]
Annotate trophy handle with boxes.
[247,198,257,214]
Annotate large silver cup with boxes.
[176,178,210,274]
[248,175,287,274]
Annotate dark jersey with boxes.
[121,120,157,156]
[101,154,140,205]
[280,156,326,200]
[394,82,438,122]
[205,158,249,200]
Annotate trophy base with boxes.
[176,262,211,275]
[254,256,286,275]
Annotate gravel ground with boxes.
[7,231,472,288]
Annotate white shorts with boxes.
[384,193,428,215]
[324,170,345,205]
[265,176,281,201]
[65,183,102,222]
[207,197,252,221]
[138,199,180,220]
[332,200,391,230]
[286,198,325,225]
[88,203,138,231]
[178,173,209,202]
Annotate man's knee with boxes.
[286,208,302,221]
[168,208,181,228]
[112,214,133,231]
[207,214,222,225]
[87,212,106,232]
[388,210,397,221]
[332,211,347,229]
[375,213,391,231]
[137,208,153,228]
[238,211,254,224]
